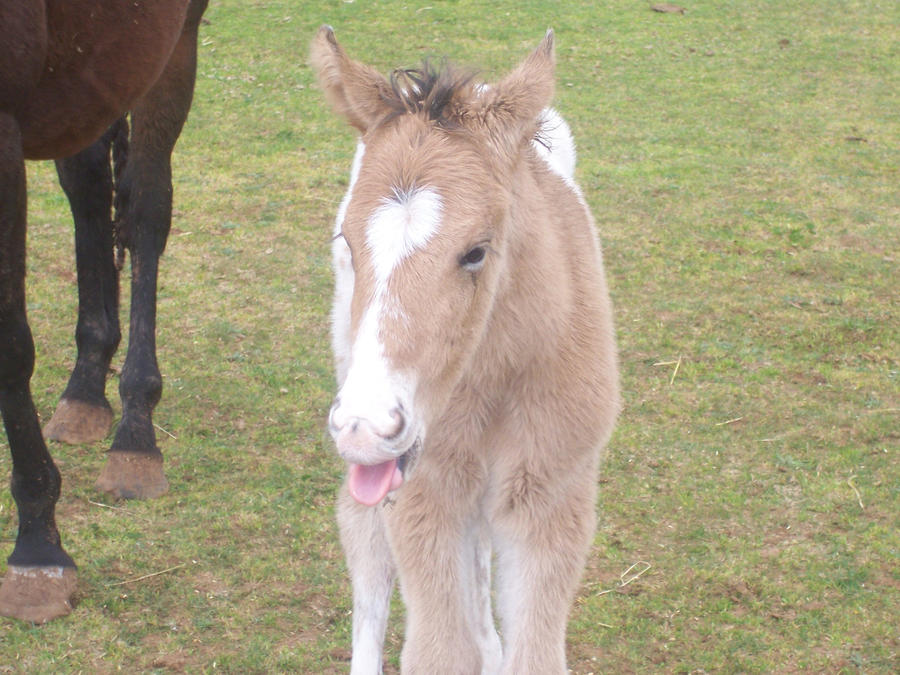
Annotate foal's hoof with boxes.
[95,451,169,499]
[0,566,77,623]
[44,398,113,444]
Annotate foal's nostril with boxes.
[329,397,406,442]
[387,406,406,440]
[328,398,343,433]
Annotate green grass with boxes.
[2,1,898,672]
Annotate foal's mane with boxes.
[385,61,477,129]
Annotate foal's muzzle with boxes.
[328,397,411,466]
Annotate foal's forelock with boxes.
[385,64,477,129]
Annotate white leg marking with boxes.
[468,522,502,674]
[351,571,393,675]
[340,496,395,675]
[492,532,524,655]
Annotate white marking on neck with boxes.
[533,107,600,250]
[533,107,577,185]
[366,187,443,293]
[335,140,367,237]
[332,141,367,385]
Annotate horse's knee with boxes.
[9,457,61,510]
[0,316,35,388]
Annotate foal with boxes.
[312,27,619,673]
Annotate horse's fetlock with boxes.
[75,318,121,360]
[119,366,163,407]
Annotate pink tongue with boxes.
[348,460,403,506]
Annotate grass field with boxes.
[2,1,898,672]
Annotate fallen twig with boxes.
[154,423,177,440]
[89,499,125,511]
[847,475,864,510]
[87,499,150,522]
[669,355,682,385]
[651,356,683,385]
[597,560,652,596]
[106,563,186,588]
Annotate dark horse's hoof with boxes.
[95,451,169,499]
[44,398,114,445]
[0,566,77,623]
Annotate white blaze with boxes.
[366,187,443,294]
[331,183,443,461]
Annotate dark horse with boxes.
[0,0,207,622]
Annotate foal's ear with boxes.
[474,30,556,160]
[310,25,393,133]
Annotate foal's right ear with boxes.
[466,30,557,167]
[310,25,393,133]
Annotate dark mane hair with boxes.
[385,61,478,128]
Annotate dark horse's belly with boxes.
[2,0,190,159]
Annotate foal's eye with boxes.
[459,246,487,270]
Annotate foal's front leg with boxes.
[491,463,598,674]
[462,517,502,674]
[387,476,484,674]
[338,487,396,675]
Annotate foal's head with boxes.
[311,26,556,505]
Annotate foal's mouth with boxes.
[347,439,421,507]
[396,439,421,476]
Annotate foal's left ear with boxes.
[473,30,556,161]
[310,25,394,133]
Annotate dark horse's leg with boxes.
[43,121,125,445]
[94,0,207,499]
[0,114,77,622]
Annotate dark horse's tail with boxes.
[109,115,130,269]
